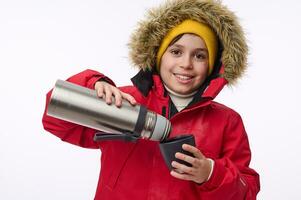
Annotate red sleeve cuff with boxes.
[198,159,227,191]
[86,71,116,89]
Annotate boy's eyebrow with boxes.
[169,44,208,52]
[169,44,184,48]
[195,48,208,52]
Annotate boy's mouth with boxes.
[173,73,194,83]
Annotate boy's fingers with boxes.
[122,93,137,105]
[113,90,122,107]
[175,152,200,167]
[170,170,193,181]
[171,161,195,175]
[95,82,136,107]
[182,144,205,159]
[104,85,113,104]
[95,83,104,98]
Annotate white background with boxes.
[0,0,300,199]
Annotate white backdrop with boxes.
[0,0,300,199]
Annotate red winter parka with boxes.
[42,68,260,200]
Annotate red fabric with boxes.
[42,69,260,200]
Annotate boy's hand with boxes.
[170,144,212,184]
[94,81,136,107]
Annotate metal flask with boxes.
[47,80,171,142]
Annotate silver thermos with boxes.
[47,80,171,141]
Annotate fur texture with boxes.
[128,0,248,84]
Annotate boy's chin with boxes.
[174,88,197,95]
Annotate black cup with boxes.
[159,134,195,171]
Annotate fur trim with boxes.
[128,0,248,84]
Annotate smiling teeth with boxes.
[175,74,192,80]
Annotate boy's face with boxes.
[160,34,209,95]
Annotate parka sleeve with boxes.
[198,113,260,200]
[42,69,116,149]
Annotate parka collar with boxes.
[131,64,227,101]
[131,69,154,97]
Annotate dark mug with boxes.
[159,134,195,171]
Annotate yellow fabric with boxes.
[156,20,218,75]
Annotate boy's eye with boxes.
[195,53,207,60]
[170,49,182,56]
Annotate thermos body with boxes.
[47,80,171,141]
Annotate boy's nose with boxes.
[180,54,193,69]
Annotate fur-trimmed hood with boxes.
[128,0,248,85]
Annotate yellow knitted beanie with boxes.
[156,20,218,75]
